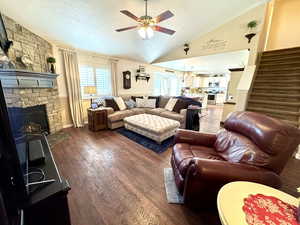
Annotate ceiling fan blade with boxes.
[120,10,140,21]
[155,10,174,23]
[116,26,138,32]
[154,26,176,35]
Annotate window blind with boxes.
[79,66,95,98]
[95,68,112,96]
[79,65,112,98]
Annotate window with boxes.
[154,73,182,96]
[79,65,112,98]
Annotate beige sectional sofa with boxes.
[107,107,187,129]
[105,95,189,130]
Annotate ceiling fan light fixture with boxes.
[138,26,146,39]
[138,26,154,39]
[116,0,175,37]
[146,26,154,38]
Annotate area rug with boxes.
[115,128,173,153]
[47,131,70,147]
[164,168,184,204]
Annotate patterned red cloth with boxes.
[242,194,299,225]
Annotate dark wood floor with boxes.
[51,105,300,225]
[52,128,222,225]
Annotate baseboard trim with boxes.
[63,124,73,129]
[63,121,87,129]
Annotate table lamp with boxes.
[84,86,97,107]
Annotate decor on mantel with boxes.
[184,43,190,55]
[0,54,15,69]
[47,57,56,74]
[136,66,150,82]
[245,20,258,43]
[19,54,33,70]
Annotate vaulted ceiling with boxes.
[0,0,267,63]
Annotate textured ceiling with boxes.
[0,0,267,63]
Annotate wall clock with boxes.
[123,71,131,89]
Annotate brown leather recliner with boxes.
[171,111,300,205]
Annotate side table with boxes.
[88,107,109,131]
[217,181,299,225]
[186,106,201,131]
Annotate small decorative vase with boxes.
[50,63,56,74]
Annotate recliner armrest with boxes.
[174,129,217,147]
[183,158,281,205]
[189,159,281,187]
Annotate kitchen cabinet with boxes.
[216,94,225,104]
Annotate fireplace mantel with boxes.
[0,69,59,88]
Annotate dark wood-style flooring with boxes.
[51,105,300,225]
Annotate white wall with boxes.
[183,72,194,87]
[154,4,267,64]
[227,71,244,102]
[235,65,256,111]
[154,3,269,114]
[54,48,184,97]
[52,45,184,126]
[266,0,300,50]
[117,59,183,96]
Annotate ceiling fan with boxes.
[116,0,175,39]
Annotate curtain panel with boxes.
[61,49,84,128]
[110,59,118,96]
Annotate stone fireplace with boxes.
[10,104,50,134]
[0,69,62,133]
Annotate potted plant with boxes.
[47,57,56,73]
[245,20,258,43]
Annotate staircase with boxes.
[246,47,300,127]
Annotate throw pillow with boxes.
[125,99,136,109]
[159,96,171,108]
[105,98,119,111]
[145,99,156,108]
[131,96,143,102]
[93,98,105,107]
[164,98,178,111]
[148,96,160,108]
[136,98,156,108]
[173,99,189,113]
[114,97,126,111]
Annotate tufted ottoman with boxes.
[124,114,180,144]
